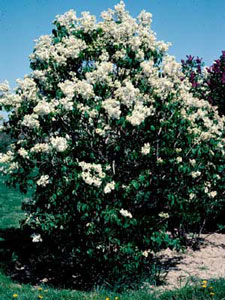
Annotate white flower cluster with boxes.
[85,62,114,84]
[208,191,217,198]
[31,143,50,153]
[158,212,169,218]
[142,249,151,258]
[78,161,105,187]
[126,102,155,126]
[80,11,97,32]
[59,97,73,111]
[0,80,9,93]
[189,159,196,167]
[62,36,87,59]
[189,193,195,200]
[191,171,201,178]
[30,233,43,243]
[114,81,140,108]
[58,80,76,99]
[31,35,52,61]
[18,148,29,158]
[104,181,115,194]
[50,137,68,152]
[0,151,14,164]
[37,175,50,187]
[120,208,132,218]
[102,98,121,120]
[33,101,54,115]
[140,60,155,76]
[141,143,150,155]
[22,114,40,128]
[31,34,87,66]
[55,9,77,30]
[176,156,182,163]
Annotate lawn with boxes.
[0,178,25,229]
[1,177,225,299]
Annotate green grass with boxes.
[1,177,225,299]
[1,272,225,300]
[0,178,25,229]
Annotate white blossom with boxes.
[189,159,196,167]
[141,143,150,155]
[104,181,115,194]
[37,175,50,187]
[31,143,50,153]
[120,208,132,218]
[18,148,29,158]
[33,101,53,115]
[176,156,182,163]
[189,193,195,200]
[79,161,105,187]
[50,137,68,152]
[31,233,43,243]
[102,98,121,120]
[191,171,201,178]
[0,80,10,93]
[208,191,217,198]
[22,114,40,128]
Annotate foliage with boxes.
[0,1,225,290]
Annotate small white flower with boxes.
[141,143,150,155]
[142,250,150,258]
[37,175,49,187]
[104,181,115,194]
[189,159,196,167]
[176,156,182,163]
[31,233,43,243]
[157,157,163,164]
[204,187,209,193]
[191,171,201,178]
[208,191,217,198]
[158,212,169,218]
[120,208,132,218]
[18,148,28,158]
[189,193,195,200]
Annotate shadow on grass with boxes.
[0,226,109,291]
[0,226,57,288]
[2,226,221,292]
[0,226,166,291]
[0,227,37,284]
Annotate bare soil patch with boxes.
[155,233,225,290]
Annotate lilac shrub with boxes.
[181,52,225,116]
[0,1,225,289]
[207,51,225,116]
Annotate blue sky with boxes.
[0,0,225,87]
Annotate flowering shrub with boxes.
[181,55,207,100]
[181,52,225,116]
[0,1,225,289]
[206,51,225,116]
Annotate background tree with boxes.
[181,52,225,116]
